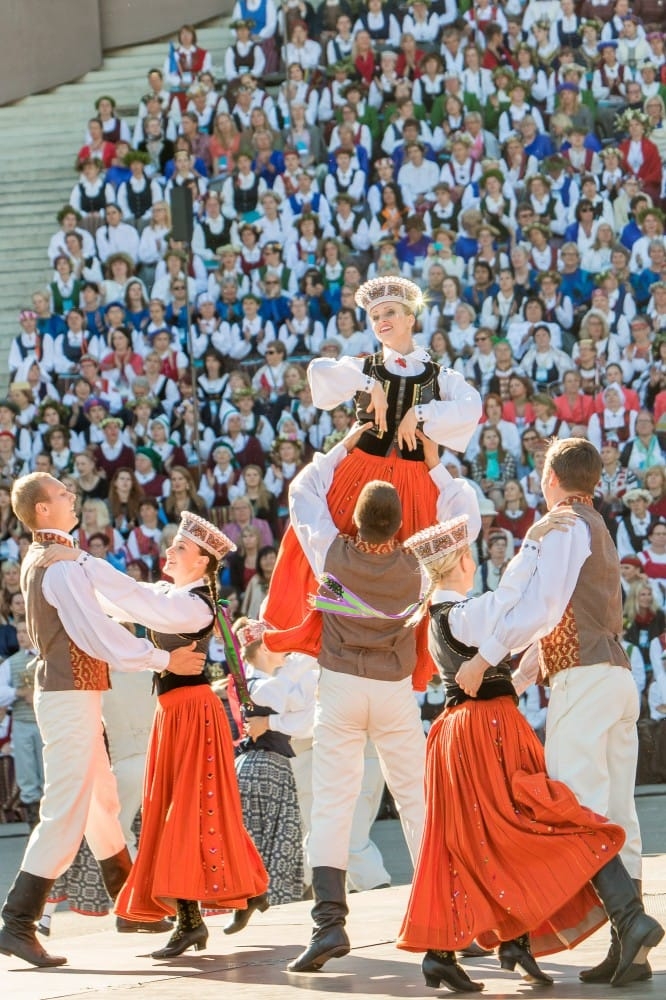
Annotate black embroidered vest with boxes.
[354,353,441,461]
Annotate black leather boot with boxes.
[223,892,269,934]
[579,926,620,984]
[498,934,553,984]
[580,879,651,984]
[151,900,208,959]
[98,846,132,901]
[0,871,67,967]
[422,950,484,992]
[591,860,663,987]
[288,867,350,972]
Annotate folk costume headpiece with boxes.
[178,512,236,560]
[355,276,423,315]
[236,619,267,648]
[404,515,469,566]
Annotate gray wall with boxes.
[0,0,234,107]
[100,0,226,51]
[1,0,102,106]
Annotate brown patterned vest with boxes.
[319,535,422,681]
[22,532,110,693]
[537,498,629,679]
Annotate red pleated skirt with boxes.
[263,449,439,690]
[397,696,625,957]
[115,685,268,921]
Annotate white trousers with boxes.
[112,755,146,857]
[291,737,391,890]
[545,664,643,878]
[308,670,426,872]
[22,690,125,879]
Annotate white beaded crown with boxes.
[355,276,424,315]
[178,512,236,560]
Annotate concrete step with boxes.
[0,225,59,242]
[1,269,61,286]
[0,171,77,187]
[0,195,69,212]
[0,268,43,282]
[1,267,52,280]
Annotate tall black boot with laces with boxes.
[151,900,208,959]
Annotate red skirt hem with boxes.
[397,697,625,956]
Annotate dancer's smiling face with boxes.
[368,302,415,355]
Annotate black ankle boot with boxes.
[0,871,67,967]
[223,892,269,934]
[288,867,350,972]
[498,935,553,984]
[98,846,132,901]
[151,900,208,959]
[422,950,484,992]
[591,860,663,987]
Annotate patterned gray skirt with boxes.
[235,749,304,905]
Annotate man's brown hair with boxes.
[353,481,402,544]
[11,472,53,531]
[544,437,602,495]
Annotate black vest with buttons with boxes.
[354,353,441,461]
[429,601,516,708]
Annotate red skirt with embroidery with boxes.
[115,685,268,921]
[262,449,439,690]
[397,696,625,956]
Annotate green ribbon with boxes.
[214,600,252,708]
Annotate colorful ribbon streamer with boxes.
[311,573,421,621]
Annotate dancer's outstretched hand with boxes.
[455,653,489,698]
[343,421,374,452]
[366,381,388,435]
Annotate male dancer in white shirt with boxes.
[287,423,479,973]
[0,474,205,968]
[456,438,664,987]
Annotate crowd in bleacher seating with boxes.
[4,1,666,824]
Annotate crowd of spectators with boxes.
[3,0,666,818]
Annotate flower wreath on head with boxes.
[615,108,652,135]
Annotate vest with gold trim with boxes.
[22,533,110,693]
[354,353,441,461]
[537,498,629,679]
